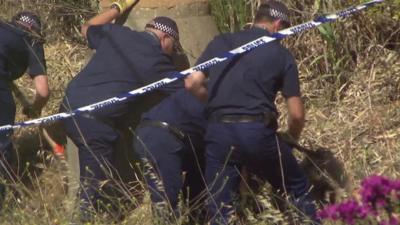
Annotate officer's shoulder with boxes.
[0,21,25,37]
[106,23,137,33]
[211,32,234,43]
[267,39,292,53]
[0,21,6,30]
[278,43,294,57]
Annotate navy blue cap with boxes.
[12,11,42,37]
[145,16,183,53]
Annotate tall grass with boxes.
[0,0,98,42]
[209,0,253,32]
[209,0,399,102]
[0,0,399,224]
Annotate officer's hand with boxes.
[111,0,140,14]
[22,105,41,119]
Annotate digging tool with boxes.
[10,82,39,118]
[278,132,348,202]
[11,82,66,158]
[277,132,314,154]
[114,0,140,25]
[11,82,80,216]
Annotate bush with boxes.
[209,0,398,101]
[318,175,400,225]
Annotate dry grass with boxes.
[0,0,399,224]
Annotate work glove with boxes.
[111,0,140,14]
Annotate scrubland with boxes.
[0,0,399,224]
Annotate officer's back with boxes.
[202,28,297,117]
[142,89,206,136]
[185,2,319,224]
[64,23,179,116]
[0,22,41,83]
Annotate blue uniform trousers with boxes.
[133,126,205,218]
[63,115,120,218]
[0,88,16,206]
[205,122,317,225]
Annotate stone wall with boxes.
[100,0,219,64]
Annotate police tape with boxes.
[0,0,384,132]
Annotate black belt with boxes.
[138,120,186,140]
[209,112,277,127]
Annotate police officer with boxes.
[133,89,207,223]
[61,0,186,220]
[0,11,49,206]
[185,1,318,224]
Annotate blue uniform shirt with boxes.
[64,24,182,117]
[0,21,46,83]
[142,89,207,137]
[197,27,300,117]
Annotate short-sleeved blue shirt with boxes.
[0,21,47,83]
[64,24,182,117]
[197,27,300,117]
[142,89,207,136]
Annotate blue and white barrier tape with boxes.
[0,0,384,132]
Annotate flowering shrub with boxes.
[318,175,400,225]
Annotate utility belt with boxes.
[209,111,278,128]
[138,120,186,141]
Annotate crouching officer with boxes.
[133,89,207,223]
[0,11,49,207]
[60,0,186,221]
[185,1,318,224]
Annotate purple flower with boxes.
[318,204,339,220]
[360,175,396,210]
[380,216,399,225]
[318,199,368,224]
[377,198,389,207]
[393,181,400,190]
[339,200,369,224]
[393,180,400,199]
[319,175,400,224]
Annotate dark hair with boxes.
[254,0,290,28]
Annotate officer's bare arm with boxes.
[286,96,305,140]
[80,8,120,39]
[32,75,49,110]
[185,71,208,102]
[81,0,140,39]
[22,74,49,118]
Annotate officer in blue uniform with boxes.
[60,0,185,220]
[0,11,49,207]
[133,89,206,222]
[185,1,318,224]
